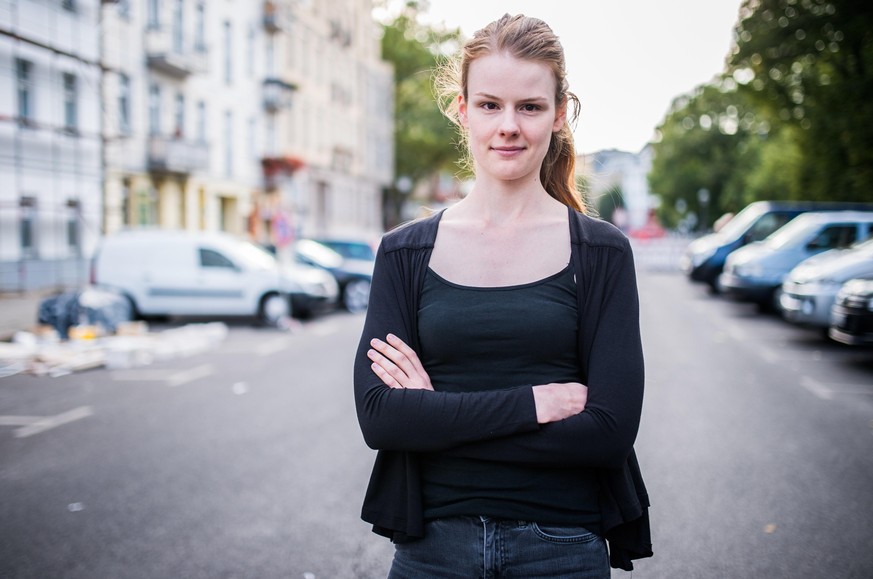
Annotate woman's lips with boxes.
[492,146,525,157]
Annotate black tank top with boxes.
[417,264,600,527]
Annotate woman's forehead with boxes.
[467,53,557,97]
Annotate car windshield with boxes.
[716,203,769,241]
[764,215,818,250]
[296,240,344,268]
[226,241,278,270]
[319,240,375,261]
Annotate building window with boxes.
[62,0,75,12]
[196,100,206,143]
[247,26,256,77]
[20,197,37,258]
[147,0,159,28]
[148,83,161,135]
[121,179,131,227]
[248,117,257,159]
[174,92,185,137]
[16,59,33,125]
[63,73,77,132]
[66,199,81,254]
[224,21,233,84]
[117,0,130,19]
[119,74,131,133]
[195,2,206,51]
[224,111,233,177]
[172,0,184,53]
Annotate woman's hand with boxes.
[532,382,588,424]
[368,334,434,391]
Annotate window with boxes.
[16,59,33,125]
[199,249,236,269]
[147,0,159,28]
[195,2,206,51]
[247,26,256,77]
[196,100,206,142]
[224,21,233,84]
[63,73,77,131]
[119,74,131,133]
[66,199,81,253]
[62,0,75,11]
[121,179,131,227]
[224,111,233,177]
[174,92,185,137]
[808,225,858,251]
[248,117,256,159]
[117,0,130,19]
[148,84,161,135]
[172,0,184,53]
[20,197,37,257]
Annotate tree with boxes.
[727,0,873,201]
[378,2,463,228]
[649,80,765,230]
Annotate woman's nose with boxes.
[498,111,520,135]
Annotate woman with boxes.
[354,14,651,578]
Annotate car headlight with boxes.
[691,247,717,268]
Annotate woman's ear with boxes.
[458,94,468,128]
[553,96,567,132]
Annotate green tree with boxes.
[649,80,765,230]
[727,0,873,200]
[379,2,463,228]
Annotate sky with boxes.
[417,0,744,155]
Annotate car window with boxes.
[807,225,857,251]
[322,241,375,261]
[199,248,236,269]
[747,213,794,242]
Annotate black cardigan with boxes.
[353,207,652,570]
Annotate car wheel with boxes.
[258,292,290,326]
[343,279,371,313]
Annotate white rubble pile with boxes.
[0,322,228,378]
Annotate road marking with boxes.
[801,376,833,400]
[9,406,94,438]
[255,337,290,357]
[167,364,213,387]
[110,364,214,387]
[0,415,42,426]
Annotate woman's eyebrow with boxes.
[472,92,550,103]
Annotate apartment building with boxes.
[254,0,393,253]
[0,0,103,291]
[101,0,264,236]
[103,0,393,256]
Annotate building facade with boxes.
[0,0,393,294]
[577,146,653,231]
[0,0,103,291]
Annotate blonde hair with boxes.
[435,14,585,212]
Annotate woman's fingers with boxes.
[367,347,407,387]
[386,334,426,375]
[369,335,433,390]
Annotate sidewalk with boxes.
[0,291,50,341]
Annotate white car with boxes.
[92,229,338,325]
[780,239,873,328]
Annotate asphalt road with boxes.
[1,269,872,579]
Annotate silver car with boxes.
[780,239,873,328]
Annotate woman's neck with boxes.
[450,177,562,226]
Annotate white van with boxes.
[91,229,338,325]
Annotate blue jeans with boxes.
[388,516,610,578]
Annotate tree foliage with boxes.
[728,0,873,201]
[378,2,463,227]
[650,0,873,230]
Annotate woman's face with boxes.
[459,52,566,186]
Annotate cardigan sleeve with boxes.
[354,242,541,452]
[435,241,644,469]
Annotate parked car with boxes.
[293,239,374,313]
[780,239,873,328]
[311,237,378,262]
[829,279,873,346]
[680,201,873,291]
[92,229,338,326]
[719,211,873,309]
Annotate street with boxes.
[2,266,872,579]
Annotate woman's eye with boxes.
[481,102,498,110]
[521,104,541,112]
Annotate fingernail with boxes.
[386,333,397,341]
[370,338,381,346]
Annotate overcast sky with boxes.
[416,0,744,155]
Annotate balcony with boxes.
[263,1,283,33]
[263,78,297,113]
[147,136,209,174]
[145,27,207,78]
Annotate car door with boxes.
[804,223,859,260]
[188,246,251,315]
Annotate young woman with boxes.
[354,14,651,578]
